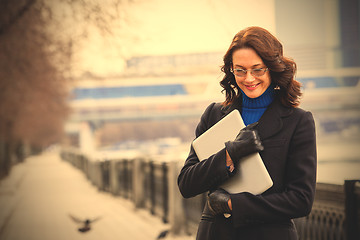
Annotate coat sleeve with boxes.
[177,103,232,198]
[230,111,317,226]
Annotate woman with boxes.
[177,26,317,240]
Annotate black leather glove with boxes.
[207,189,231,215]
[225,122,264,164]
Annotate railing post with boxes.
[162,162,169,223]
[119,160,124,196]
[168,160,186,235]
[109,159,118,195]
[123,159,128,198]
[344,180,360,240]
[150,161,155,215]
[101,159,110,192]
[132,158,144,208]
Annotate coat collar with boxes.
[220,99,241,116]
[220,97,293,140]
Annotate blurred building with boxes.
[64,0,360,154]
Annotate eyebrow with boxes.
[234,63,262,68]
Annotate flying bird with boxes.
[69,214,101,233]
[156,230,169,239]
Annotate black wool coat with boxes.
[177,98,317,240]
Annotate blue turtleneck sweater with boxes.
[241,86,275,126]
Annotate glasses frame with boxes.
[230,67,269,78]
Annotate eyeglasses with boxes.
[230,67,268,78]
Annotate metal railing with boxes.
[60,149,360,239]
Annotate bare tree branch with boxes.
[0,0,36,35]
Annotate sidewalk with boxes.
[0,151,194,240]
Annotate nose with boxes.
[244,71,255,82]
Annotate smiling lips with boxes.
[245,83,260,90]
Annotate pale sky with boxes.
[74,0,276,76]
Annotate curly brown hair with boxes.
[220,26,301,108]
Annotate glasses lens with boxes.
[252,68,267,77]
[233,69,246,77]
[232,68,267,77]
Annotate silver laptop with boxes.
[192,109,273,194]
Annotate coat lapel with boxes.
[257,99,293,140]
[219,97,293,140]
[220,99,242,116]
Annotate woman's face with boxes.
[232,48,271,99]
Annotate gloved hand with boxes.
[207,189,231,215]
[225,122,264,164]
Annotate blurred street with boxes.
[0,151,193,240]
